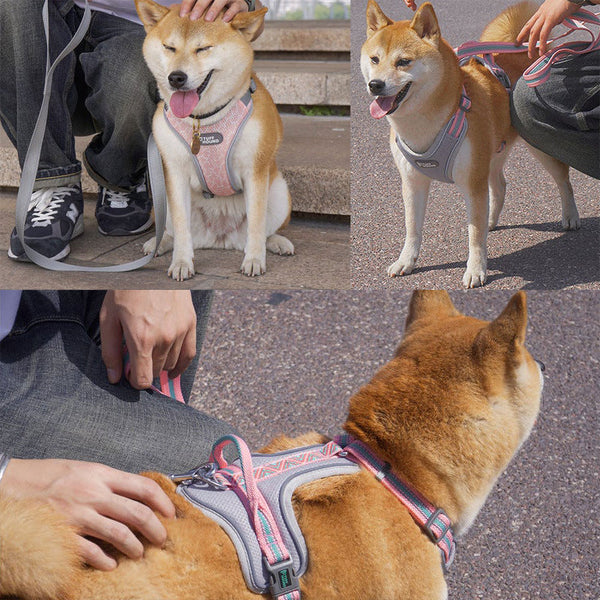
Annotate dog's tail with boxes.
[480,1,538,85]
[0,495,81,600]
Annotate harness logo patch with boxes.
[199,132,223,145]
[416,159,439,169]
[278,568,292,589]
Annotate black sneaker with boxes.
[95,182,153,236]
[8,184,84,262]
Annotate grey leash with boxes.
[16,0,166,272]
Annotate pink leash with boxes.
[122,344,185,403]
[455,8,600,87]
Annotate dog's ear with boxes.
[135,0,170,31]
[405,290,459,328]
[410,2,441,47]
[473,292,528,359]
[366,0,393,38]
[231,7,268,42]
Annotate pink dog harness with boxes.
[164,83,255,198]
[169,433,456,599]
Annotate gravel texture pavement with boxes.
[351,0,600,290]
[190,290,599,600]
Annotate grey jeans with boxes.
[0,291,236,474]
[510,49,600,180]
[0,0,158,191]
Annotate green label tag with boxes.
[278,568,291,589]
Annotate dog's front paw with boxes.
[168,258,195,281]
[562,211,581,231]
[143,234,173,256]
[267,234,294,256]
[387,256,415,277]
[462,266,487,288]
[241,255,266,276]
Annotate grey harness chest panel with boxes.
[177,444,361,594]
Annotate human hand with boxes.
[0,459,175,570]
[100,290,197,390]
[179,0,250,22]
[404,0,417,11]
[517,0,581,58]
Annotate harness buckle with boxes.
[423,507,451,544]
[263,556,300,598]
[168,462,228,490]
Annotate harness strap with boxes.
[16,0,167,272]
[455,8,600,88]
[334,434,456,568]
[209,435,302,600]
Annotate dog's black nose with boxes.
[369,79,385,95]
[168,70,188,89]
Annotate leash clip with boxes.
[169,462,229,490]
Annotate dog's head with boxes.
[135,0,266,118]
[345,291,543,534]
[361,1,451,120]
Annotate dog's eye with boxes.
[370,56,380,65]
[163,44,176,53]
[395,58,411,68]
[196,46,213,54]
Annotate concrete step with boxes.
[254,60,349,106]
[0,114,349,216]
[252,20,350,53]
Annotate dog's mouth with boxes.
[169,70,215,119]
[369,82,412,120]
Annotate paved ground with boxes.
[0,191,349,289]
[190,290,598,600]
[351,0,600,290]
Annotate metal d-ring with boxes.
[168,462,229,490]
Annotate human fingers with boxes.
[527,18,543,59]
[77,536,118,571]
[125,330,155,389]
[222,0,249,23]
[516,15,535,44]
[168,324,196,380]
[538,20,556,55]
[99,297,124,385]
[179,0,200,17]
[203,0,229,21]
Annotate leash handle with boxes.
[455,8,600,88]
[15,0,166,272]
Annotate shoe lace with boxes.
[28,187,75,227]
[103,183,146,209]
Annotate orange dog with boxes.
[0,291,542,599]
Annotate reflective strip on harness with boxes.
[395,90,471,184]
[164,89,254,197]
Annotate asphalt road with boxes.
[190,290,598,600]
[350,0,600,290]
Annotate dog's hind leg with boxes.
[143,232,174,256]
[525,143,580,230]
[266,171,294,256]
[488,151,509,231]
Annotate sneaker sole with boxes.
[97,215,155,237]
[7,215,84,262]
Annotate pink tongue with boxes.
[369,96,395,120]
[169,90,200,118]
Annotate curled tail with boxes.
[0,495,80,600]
[480,1,538,85]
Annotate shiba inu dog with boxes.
[0,291,543,600]
[136,0,294,280]
[361,1,580,288]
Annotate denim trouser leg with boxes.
[0,0,82,188]
[0,291,236,474]
[510,50,600,180]
[79,14,158,191]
